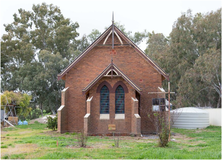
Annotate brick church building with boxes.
[57,20,169,136]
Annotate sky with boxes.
[0,0,221,50]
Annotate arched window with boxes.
[115,85,125,114]
[100,85,109,114]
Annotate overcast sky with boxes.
[0,0,221,49]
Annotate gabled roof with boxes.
[82,61,142,94]
[58,24,169,81]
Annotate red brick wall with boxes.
[87,77,135,135]
[64,34,163,134]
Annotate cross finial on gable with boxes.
[112,11,114,25]
[112,12,114,49]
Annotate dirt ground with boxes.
[29,115,56,124]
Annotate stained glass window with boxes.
[115,85,125,114]
[100,85,109,114]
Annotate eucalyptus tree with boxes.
[1,3,79,113]
[176,9,221,108]
[145,8,221,107]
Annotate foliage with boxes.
[1,91,22,106]
[148,111,170,147]
[1,145,8,148]
[146,8,221,108]
[87,29,101,43]
[114,22,148,45]
[47,115,57,131]
[77,131,88,147]
[1,91,32,118]
[1,3,80,114]
[27,108,42,120]
[178,48,221,107]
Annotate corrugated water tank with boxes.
[170,107,209,129]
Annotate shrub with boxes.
[47,115,57,131]
[2,154,9,159]
[148,111,170,147]
[77,131,88,147]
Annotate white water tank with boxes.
[170,107,209,129]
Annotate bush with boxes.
[2,154,9,159]
[77,131,88,147]
[148,111,170,147]
[47,115,57,131]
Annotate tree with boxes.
[17,50,68,114]
[145,31,170,71]
[111,22,148,45]
[176,9,221,108]
[1,3,80,114]
[1,91,32,118]
[87,29,101,44]
[178,49,221,108]
[146,9,221,108]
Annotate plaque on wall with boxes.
[108,124,116,130]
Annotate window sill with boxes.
[100,114,110,120]
[115,114,125,119]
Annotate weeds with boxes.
[2,154,9,159]
[1,122,221,159]
[77,131,88,147]
[113,133,120,147]
[1,145,8,148]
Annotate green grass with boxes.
[15,135,77,148]
[16,121,47,130]
[1,123,221,159]
[1,145,8,148]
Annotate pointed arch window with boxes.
[100,85,109,114]
[115,85,125,114]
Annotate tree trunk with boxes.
[40,103,43,116]
[216,95,221,108]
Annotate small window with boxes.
[100,85,109,114]
[115,85,125,114]
[152,98,166,111]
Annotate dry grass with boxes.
[1,144,38,155]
